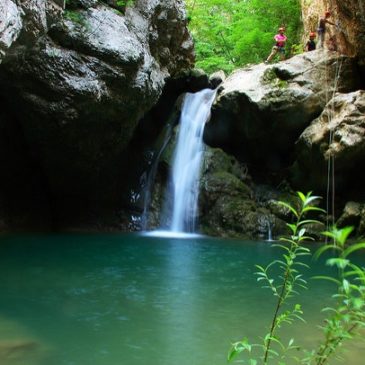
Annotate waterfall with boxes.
[266,219,273,242]
[167,88,217,233]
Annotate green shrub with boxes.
[186,0,302,74]
[228,192,365,364]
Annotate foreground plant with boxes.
[228,192,324,364]
[303,226,365,365]
[228,192,365,365]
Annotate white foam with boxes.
[141,230,203,239]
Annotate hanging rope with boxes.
[324,45,344,239]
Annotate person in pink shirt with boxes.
[265,27,287,63]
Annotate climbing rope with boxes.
[324,24,345,238]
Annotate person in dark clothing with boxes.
[305,32,316,51]
[318,11,335,48]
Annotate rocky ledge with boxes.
[197,50,365,238]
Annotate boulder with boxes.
[198,148,287,239]
[0,0,23,62]
[292,90,365,192]
[204,51,361,182]
[337,201,363,229]
[0,0,194,230]
[208,70,226,88]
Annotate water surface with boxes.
[0,234,363,365]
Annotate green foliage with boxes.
[64,9,86,25]
[291,43,304,56]
[186,0,302,74]
[228,192,365,365]
[307,227,365,365]
[116,0,134,8]
[108,0,135,15]
[228,192,323,364]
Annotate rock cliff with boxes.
[204,50,361,182]
[199,50,365,238]
[0,0,194,230]
[301,0,365,69]
[1,0,365,238]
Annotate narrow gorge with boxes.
[0,0,364,239]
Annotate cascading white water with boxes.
[168,88,217,233]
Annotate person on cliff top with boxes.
[318,11,335,49]
[305,32,316,51]
[265,27,287,64]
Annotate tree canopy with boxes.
[186,0,302,74]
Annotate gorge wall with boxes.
[0,0,194,230]
[301,0,365,67]
[1,0,365,237]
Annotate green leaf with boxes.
[342,242,365,258]
[298,219,322,226]
[277,201,299,218]
[326,258,350,269]
[302,206,326,213]
[313,244,341,260]
[342,279,350,294]
[312,275,341,285]
[323,226,354,247]
[297,191,306,203]
[227,338,252,362]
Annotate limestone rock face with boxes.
[300,0,365,66]
[204,51,360,180]
[292,90,365,191]
[0,0,194,230]
[0,0,23,62]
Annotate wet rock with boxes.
[337,201,363,228]
[0,340,37,358]
[167,68,210,92]
[0,339,51,365]
[198,148,288,239]
[358,206,365,236]
[208,70,226,88]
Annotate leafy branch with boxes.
[306,226,365,365]
[228,192,365,365]
[228,192,324,364]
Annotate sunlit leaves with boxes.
[229,192,365,365]
[228,338,252,361]
[185,0,302,73]
[311,225,365,364]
